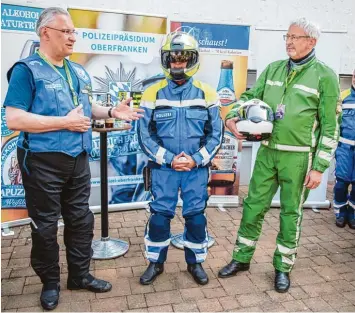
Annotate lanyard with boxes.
[37,51,79,107]
[281,69,297,104]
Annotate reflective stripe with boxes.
[155,147,166,165]
[155,99,209,108]
[155,99,179,107]
[333,208,340,214]
[333,201,348,208]
[238,235,257,247]
[144,237,171,247]
[318,150,332,162]
[262,141,311,152]
[195,253,207,262]
[199,147,211,166]
[293,84,319,97]
[181,99,207,107]
[207,100,220,108]
[140,100,155,109]
[322,136,337,149]
[295,152,312,243]
[339,137,355,146]
[209,120,224,160]
[343,103,355,109]
[277,244,297,255]
[276,144,311,152]
[311,120,319,147]
[282,256,295,266]
[184,240,208,249]
[266,80,283,87]
[145,251,160,260]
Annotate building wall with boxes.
[30,0,355,74]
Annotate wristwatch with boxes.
[108,107,113,118]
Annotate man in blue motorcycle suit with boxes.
[334,70,355,228]
[138,30,224,285]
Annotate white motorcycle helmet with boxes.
[236,99,274,141]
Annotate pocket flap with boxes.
[186,109,208,120]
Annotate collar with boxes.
[167,78,193,95]
[288,49,316,72]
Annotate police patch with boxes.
[29,60,43,66]
[73,66,89,81]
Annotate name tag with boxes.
[275,104,285,120]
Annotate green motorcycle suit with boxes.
[226,56,340,272]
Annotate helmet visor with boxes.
[238,104,274,123]
[161,50,198,69]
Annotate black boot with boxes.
[67,273,112,293]
[348,206,355,229]
[275,270,290,293]
[218,260,250,278]
[40,282,60,310]
[336,216,347,228]
[187,263,209,285]
[348,218,355,229]
[140,262,164,285]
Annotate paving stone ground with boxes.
[2,182,355,312]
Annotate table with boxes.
[91,125,131,259]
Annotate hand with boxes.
[112,97,144,121]
[172,152,195,171]
[65,105,91,132]
[226,117,246,140]
[304,170,323,189]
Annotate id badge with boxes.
[275,104,286,120]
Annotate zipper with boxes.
[179,92,182,153]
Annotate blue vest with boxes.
[7,53,92,157]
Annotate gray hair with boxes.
[36,7,69,36]
[289,17,321,40]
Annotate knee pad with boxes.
[185,213,206,229]
[148,214,170,241]
[334,180,350,192]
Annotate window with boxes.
[339,74,352,91]
[246,70,257,91]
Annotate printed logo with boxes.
[29,60,43,66]
[45,83,62,90]
[155,112,173,119]
[73,66,89,81]
[108,82,132,103]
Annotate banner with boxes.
[68,7,167,206]
[171,21,250,204]
[1,3,44,222]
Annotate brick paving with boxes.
[2,182,355,312]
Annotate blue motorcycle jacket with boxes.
[335,86,355,182]
[138,78,223,168]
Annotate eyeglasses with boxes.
[283,34,310,42]
[45,26,78,36]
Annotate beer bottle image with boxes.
[105,94,115,128]
[209,60,239,195]
[94,95,105,128]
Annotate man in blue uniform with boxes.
[138,30,224,286]
[334,70,355,228]
[4,7,143,310]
